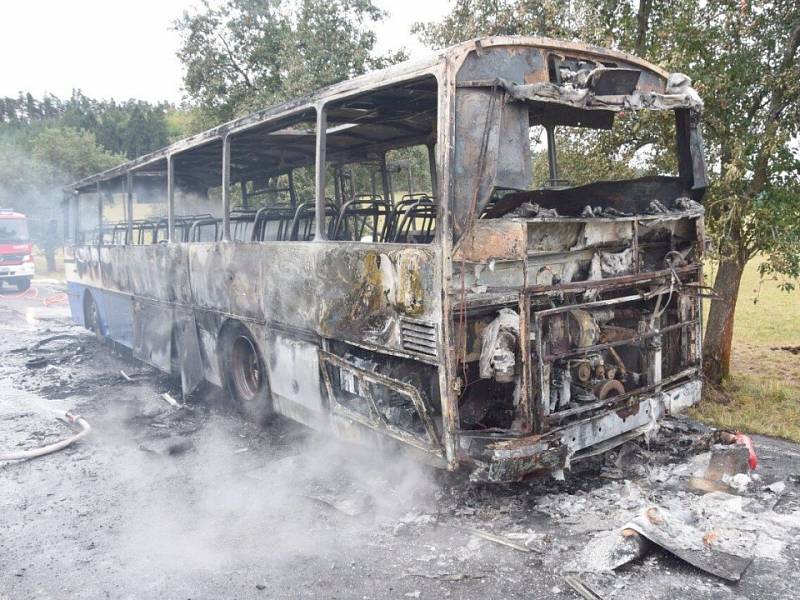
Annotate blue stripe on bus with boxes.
[66,281,85,327]
[67,282,135,349]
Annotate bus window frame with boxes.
[313,73,442,247]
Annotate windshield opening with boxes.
[0,218,29,243]
[531,109,679,189]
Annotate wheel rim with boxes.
[231,335,261,401]
[87,299,100,335]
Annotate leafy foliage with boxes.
[0,91,172,160]
[0,126,125,236]
[0,90,176,237]
[175,0,406,125]
[412,0,574,48]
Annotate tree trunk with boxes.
[703,256,746,385]
[635,0,653,56]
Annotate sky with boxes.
[0,0,450,104]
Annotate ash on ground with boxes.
[2,298,800,599]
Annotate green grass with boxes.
[692,375,800,441]
[692,258,800,441]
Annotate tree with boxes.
[642,1,800,383]
[0,126,125,238]
[174,0,406,124]
[413,0,573,48]
[31,127,124,181]
[416,0,800,385]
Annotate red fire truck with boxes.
[0,209,35,291]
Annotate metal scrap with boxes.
[623,506,753,582]
[450,525,533,553]
[564,575,605,600]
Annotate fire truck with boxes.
[0,209,35,291]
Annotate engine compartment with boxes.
[452,201,704,441]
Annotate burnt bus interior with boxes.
[75,77,439,248]
[65,39,706,480]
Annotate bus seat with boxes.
[230,210,257,242]
[188,217,219,242]
[334,198,390,242]
[392,201,436,243]
[384,196,434,242]
[288,202,339,241]
[251,206,295,241]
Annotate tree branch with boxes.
[747,21,800,196]
[216,33,253,89]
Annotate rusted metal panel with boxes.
[452,221,527,263]
[174,308,204,396]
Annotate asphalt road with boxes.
[1,280,799,599]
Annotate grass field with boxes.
[692,258,800,441]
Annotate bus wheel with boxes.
[223,323,271,422]
[15,277,31,292]
[83,292,102,338]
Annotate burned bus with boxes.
[62,37,707,482]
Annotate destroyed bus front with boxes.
[445,42,707,481]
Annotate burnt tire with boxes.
[220,322,272,423]
[82,292,103,338]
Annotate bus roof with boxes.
[65,36,673,194]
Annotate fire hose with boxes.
[0,411,91,461]
[0,285,69,305]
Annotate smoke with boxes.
[174,189,223,220]
[0,138,65,238]
[93,394,437,585]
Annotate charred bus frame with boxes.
[63,37,708,481]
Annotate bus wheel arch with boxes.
[218,320,272,422]
[82,290,102,337]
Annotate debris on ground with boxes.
[450,526,533,553]
[564,574,605,600]
[138,436,195,457]
[302,488,374,517]
[623,506,753,582]
[161,392,181,409]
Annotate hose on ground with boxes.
[0,286,39,301]
[0,286,68,306]
[0,412,91,461]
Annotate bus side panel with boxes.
[103,245,193,305]
[265,330,327,428]
[67,280,86,327]
[174,307,205,395]
[66,279,134,349]
[193,310,224,387]
[102,289,134,348]
[132,297,173,372]
[188,243,262,321]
